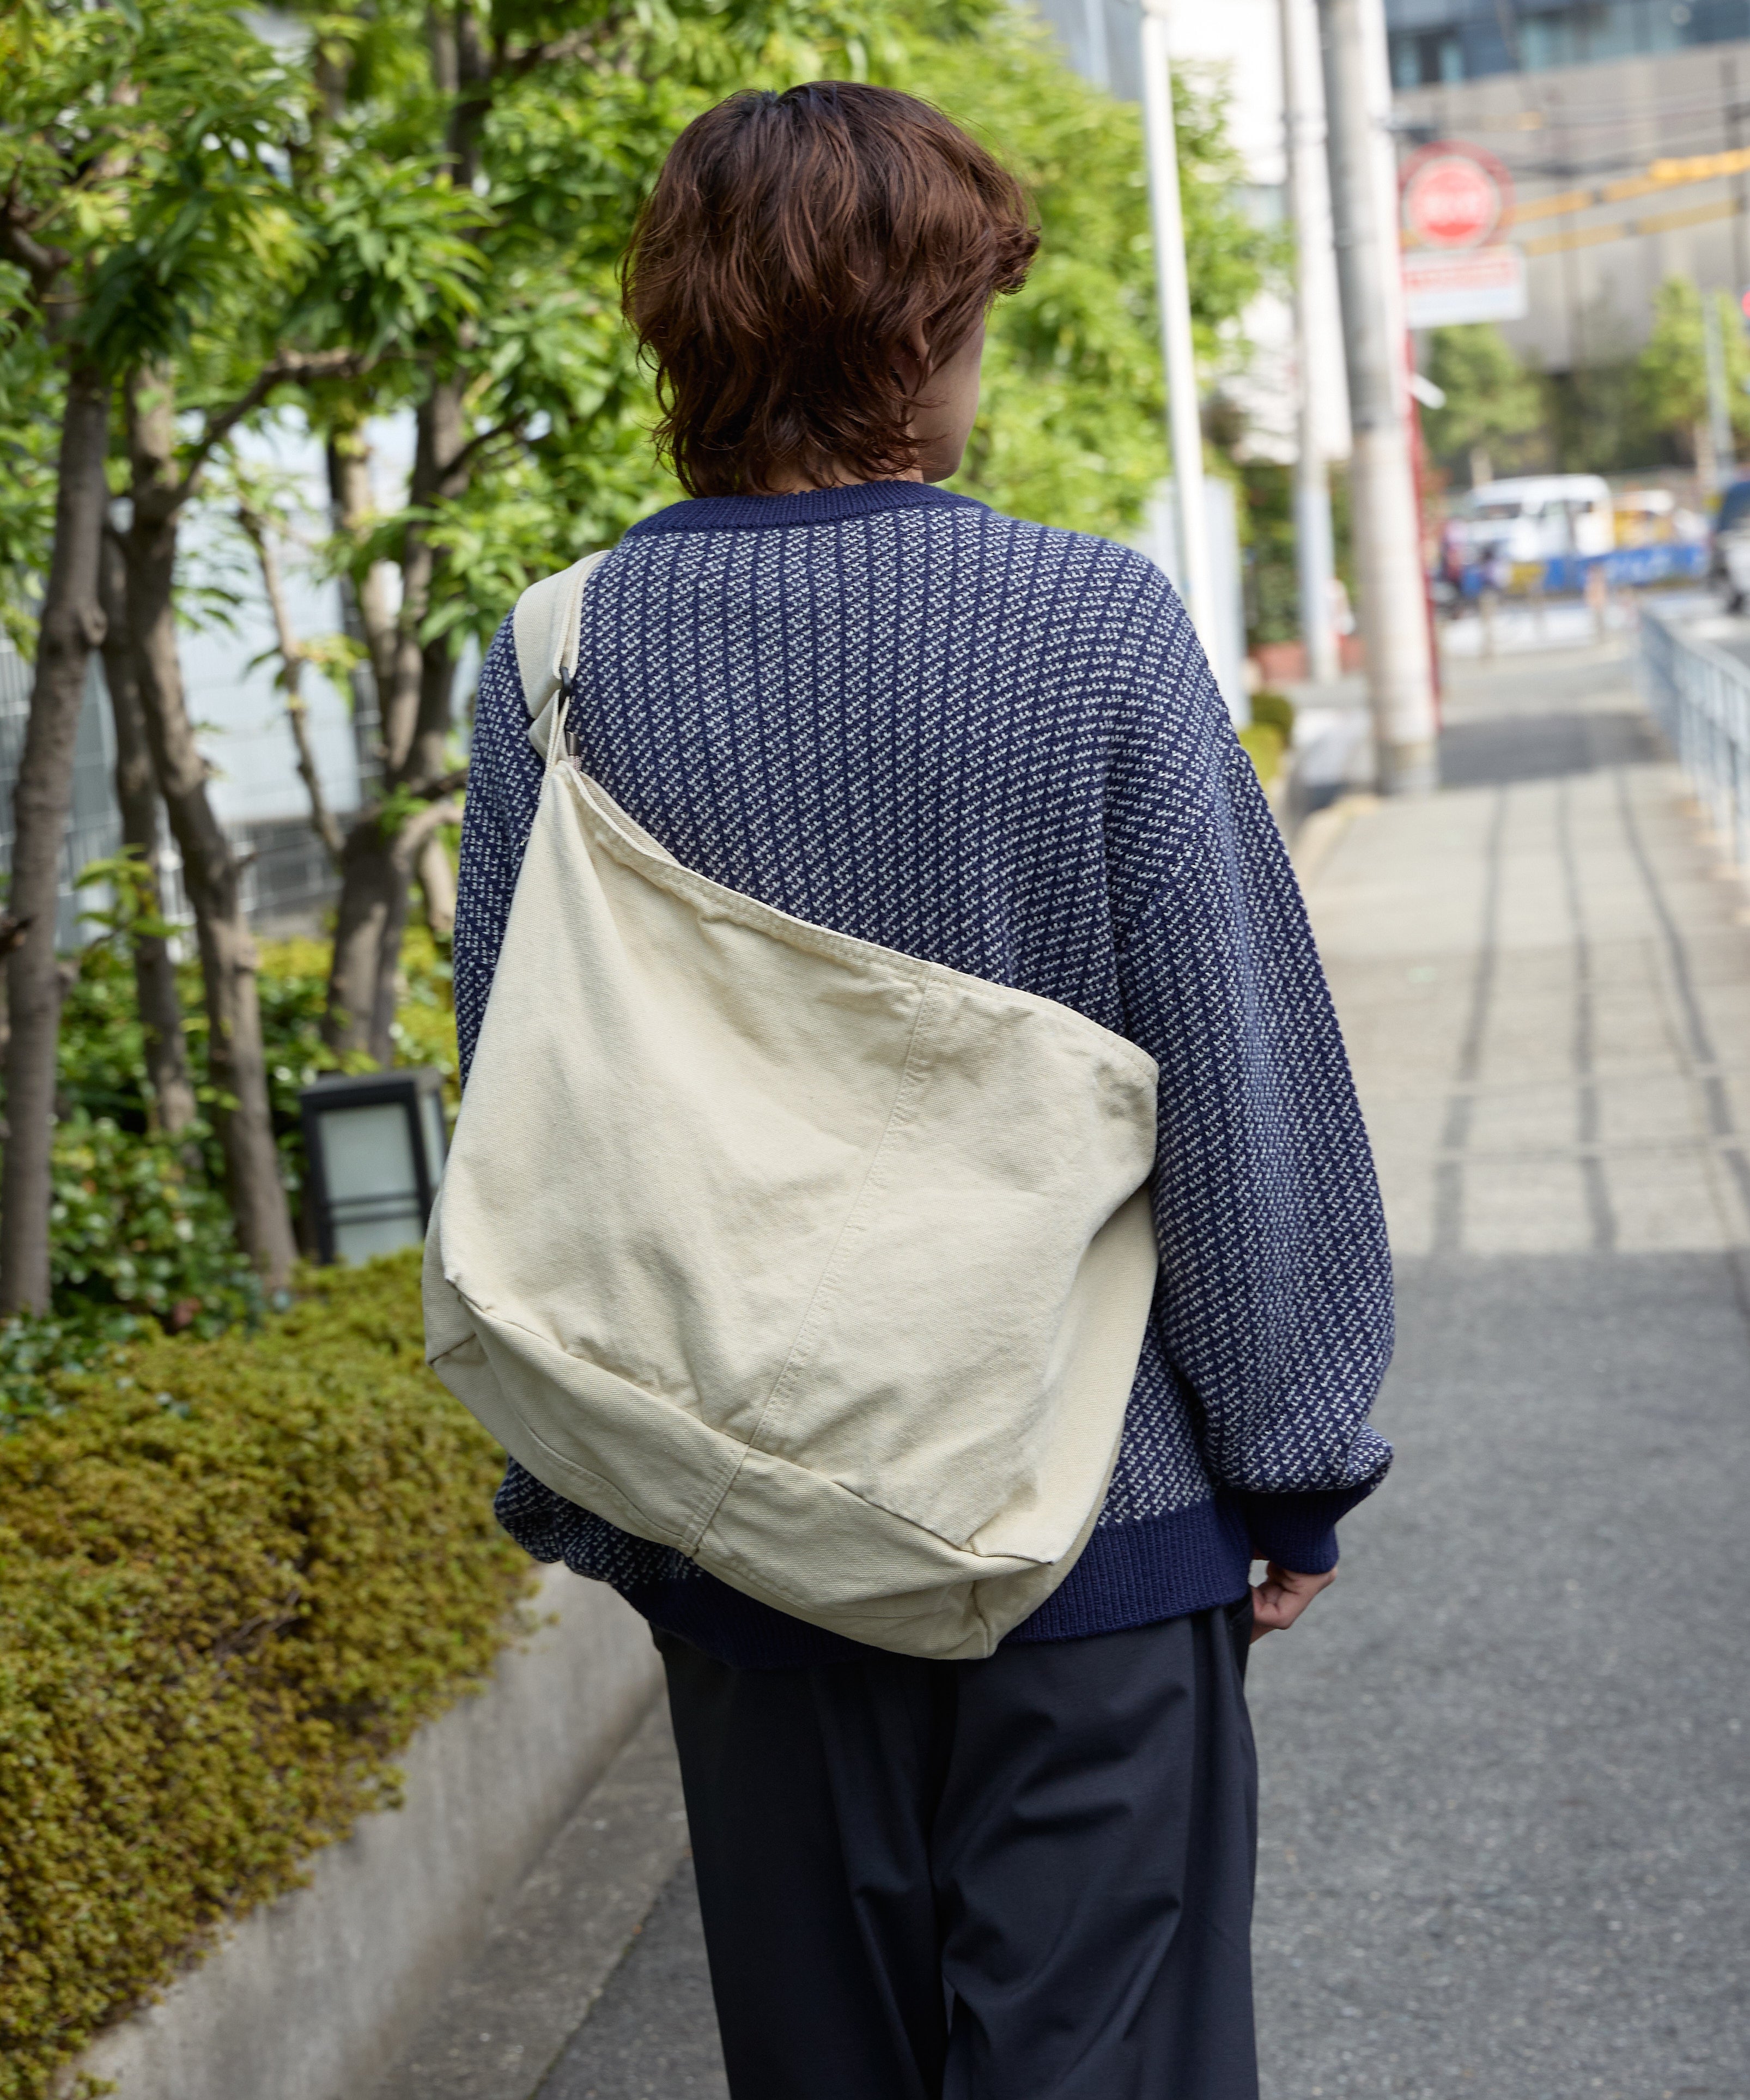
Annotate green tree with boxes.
[1420,323,1546,488]
[73,8,363,1293]
[1634,275,1750,479]
[0,0,415,1295]
[1,1,141,1313]
[95,534,199,1144]
[279,3,1277,1057]
[913,36,1275,531]
[272,0,894,1062]
[0,262,60,659]
[2,2,1275,1312]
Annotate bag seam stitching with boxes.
[435,1284,743,1546]
[436,1280,1061,1571]
[562,766,1160,1090]
[682,976,941,1555]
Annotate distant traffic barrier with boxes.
[1454,543,1708,598]
[1554,544,1709,593]
[1640,606,1750,878]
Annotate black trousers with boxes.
[659,1601,1259,2100]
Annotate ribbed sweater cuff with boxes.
[1229,1485,1377,1574]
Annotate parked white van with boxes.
[1455,475,1615,563]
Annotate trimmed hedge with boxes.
[1248,688,1296,742]
[1238,719,1286,787]
[0,1251,530,2100]
[1239,688,1297,792]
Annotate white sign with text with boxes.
[1402,245,1528,329]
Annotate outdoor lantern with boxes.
[299,1068,448,1265]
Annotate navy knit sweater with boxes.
[454,480,1394,1670]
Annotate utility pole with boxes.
[1725,57,1748,299]
[1081,0,1111,92]
[1703,289,1734,495]
[1317,0,1438,794]
[1139,0,1219,657]
[1280,0,1341,685]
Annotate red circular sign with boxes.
[1400,143,1511,250]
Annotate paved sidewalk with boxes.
[1251,640,1750,2099]
[377,636,1750,2100]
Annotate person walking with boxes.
[441,81,1393,2100]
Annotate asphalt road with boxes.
[384,635,1750,2100]
[536,1861,726,2100]
[1249,640,1750,2100]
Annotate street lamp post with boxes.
[1138,0,1219,661]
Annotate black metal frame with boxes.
[299,1070,447,1266]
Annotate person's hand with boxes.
[1249,1562,1336,1643]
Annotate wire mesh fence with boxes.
[1639,605,1750,881]
[0,646,126,948]
[0,641,349,949]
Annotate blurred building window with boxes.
[1387,0,1750,81]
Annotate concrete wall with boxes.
[67,1569,661,2100]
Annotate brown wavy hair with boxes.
[623,83,1038,497]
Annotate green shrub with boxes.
[50,1112,264,1329]
[255,927,458,1118]
[0,922,461,1412]
[1248,688,1296,741]
[1238,720,1287,788]
[0,1251,530,2100]
[1237,458,1299,648]
[1,1111,263,1431]
[0,1302,144,1432]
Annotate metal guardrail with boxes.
[1639,605,1750,879]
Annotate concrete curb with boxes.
[66,1569,662,2100]
[1290,791,1379,888]
[373,1699,693,2100]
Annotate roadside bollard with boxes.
[1585,562,1609,644]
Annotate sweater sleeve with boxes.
[453,616,545,1088]
[1107,590,1394,1574]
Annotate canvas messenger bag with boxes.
[422,551,1162,1660]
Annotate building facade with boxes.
[1389,0,1750,369]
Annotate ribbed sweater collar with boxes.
[625,480,983,537]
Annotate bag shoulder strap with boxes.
[512,548,613,764]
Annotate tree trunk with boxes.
[1468,445,1493,490]
[417,830,457,942]
[326,423,397,809]
[327,810,403,1057]
[122,367,296,1288]
[323,375,464,1062]
[0,360,110,1314]
[97,528,197,1137]
[321,0,498,1060]
[325,425,397,702]
[235,500,344,864]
